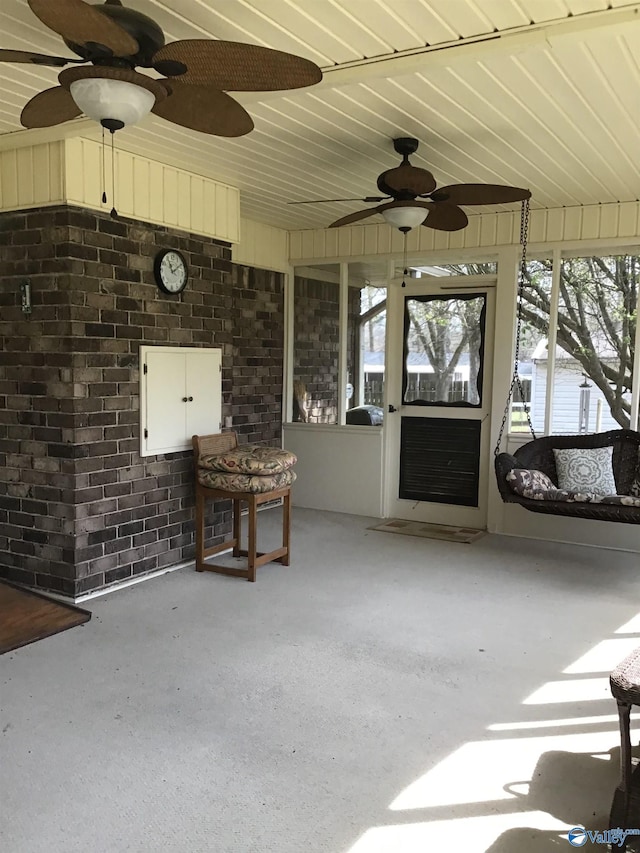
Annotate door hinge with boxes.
[144,428,148,439]
[219,364,222,372]
[143,363,148,375]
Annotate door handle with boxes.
[183,396,194,402]
[188,396,193,402]
[388,404,398,413]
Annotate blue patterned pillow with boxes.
[553,447,617,496]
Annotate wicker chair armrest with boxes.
[495,453,519,501]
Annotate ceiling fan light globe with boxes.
[381,206,427,231]
[69,78,155,128]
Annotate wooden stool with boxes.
[610,646,640,837]
[192,433,294,582]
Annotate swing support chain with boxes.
[494,197,536,457]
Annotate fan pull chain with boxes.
[101,127,107,205]
[401,230,408,287]
[110,130,118,219]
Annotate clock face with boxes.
[155,249,188,294]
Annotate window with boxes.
[511,259,552,432]
[291,263,388,426]
[511,253,639,434]
[402,294,486,407]
[357,284,386,409]
[292,265,340,424]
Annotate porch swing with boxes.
[493,200,640,524]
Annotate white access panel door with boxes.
[140,346,222,456]
[144,349,186,454]
[186,349,222,439]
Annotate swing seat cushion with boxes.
[197,468,296,494]
[505,468,640,506]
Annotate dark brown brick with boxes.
[0,203,283,595]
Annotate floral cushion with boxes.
[197,468,296,494]
[597,494,640,507]
[199,445,297,475]
[506,469,556,495]
[507,469,602,503]
[553,447,617,496]
[506,467,640,506]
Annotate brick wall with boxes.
[293,276,361,423]
[0,205,284,597]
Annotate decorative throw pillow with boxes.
[506,469,596,502]
[506,468,556,496]
[553,447,617,496]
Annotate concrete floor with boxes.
[2,507,640,853]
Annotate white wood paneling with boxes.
[0,137,241,242]
[283,423,384,517]
[498,500,640,554]
[2,2,640,231]
[233,218,289,271]
[0,141,65,211]
[63,138,240,243]
[289,202,640,261]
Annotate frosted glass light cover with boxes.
[381,206,428,230]
[69,78,155,127]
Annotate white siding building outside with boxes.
[530,340,630,434]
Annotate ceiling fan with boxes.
[0,0,322,137]
[290,137,531,232]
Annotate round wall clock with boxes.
[154,249,189,295]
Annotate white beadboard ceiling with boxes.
[1,0,640,231]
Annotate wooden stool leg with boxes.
[232,498,242,556]
[195,488,205,572]
[247,495,258,582]
[618,699,633,828]
[281,488,291,566]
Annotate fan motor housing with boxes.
[376,172,418,199]
[393,137,419,157]
[65,3,165,66]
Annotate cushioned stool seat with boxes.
[197,468,296,493]
[193,432,296,582]
[200,444,297,475]
[609,646,640,837]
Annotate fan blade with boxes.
[432,183,531,205]
[287,196,388,205]
[27,0,138,57]
[152,82,253,137]
[152,40,322,91]
[21,86,82,128]
[329,207,382,228]
[378,164,436,196]
[422,203,469,232]
[0,49,81,67]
